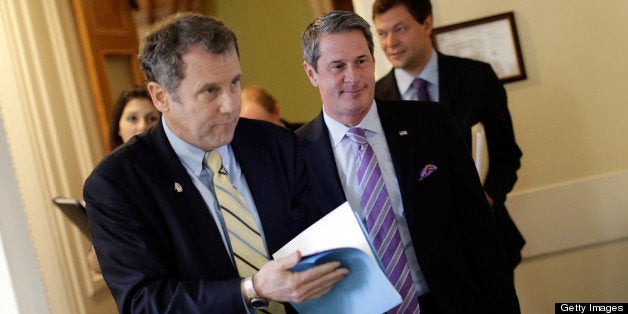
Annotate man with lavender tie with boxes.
[373,0,524,271]
[296,11,520,314]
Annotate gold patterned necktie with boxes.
[205,150,268,277]
[205,151,286,313]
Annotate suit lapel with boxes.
[144,121,235,275]
[229,123,289,253]
[301,113,346,211]
[437,52,458,109]
[375,100,418,223]
[376,69,402,99]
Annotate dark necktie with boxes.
[412,78,431,101]
[345,128,420,314]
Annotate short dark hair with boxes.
[109,87,152,149]
[301,10,373,72]
[372,0,432,24]
[138,12,239,98]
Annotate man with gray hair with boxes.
[85,12,346,313]
[297,10,520,313]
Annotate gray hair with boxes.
[138,12,239,97]
[301,10,374,72]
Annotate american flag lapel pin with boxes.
[398,130,408,136]
[174,182,183,193]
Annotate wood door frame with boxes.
[71,0,143,151]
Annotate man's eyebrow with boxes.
[231,73,243,81]
[197,82,218,93]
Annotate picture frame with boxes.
[432,12,526,83]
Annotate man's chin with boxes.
[210,132,235,149]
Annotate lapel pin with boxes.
[398,130,408,136]
[174,182,183,193]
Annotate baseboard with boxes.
[506,170,628,258]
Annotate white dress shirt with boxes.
[322,102,430,296]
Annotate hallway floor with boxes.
[515,238,628,313]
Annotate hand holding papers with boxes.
[273,202,401,313]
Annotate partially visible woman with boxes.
[88,87,160,273]
[109,87,161,149]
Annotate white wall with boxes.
[354,0,628,257]
[0,112,49,314]
[0,0,114,312]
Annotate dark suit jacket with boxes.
[296,100,520,314]
[375,53,525,267]
[84,118,320,313]
[280,118,304,131]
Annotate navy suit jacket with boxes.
[296,100,520,314]
[84,118,320,313]
[375,53,525,266]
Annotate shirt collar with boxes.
[322,100,383,147]
[162,115,232,175]
[394,48,439,93]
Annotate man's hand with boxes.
[252,251,348,303]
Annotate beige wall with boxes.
[208,0,628,194]
[360,0,628,190]
[432,0,628,191]
[205,1,323,123]
[356,0,628,257]
[1,0,626,312]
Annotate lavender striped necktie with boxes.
[412,78,431,101]
[345,127,420,314]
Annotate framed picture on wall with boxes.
[432,12,526,83]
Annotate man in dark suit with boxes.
[372,0,525,269]
[297,11,519,313]
[84,12,347,313]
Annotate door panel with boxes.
[71,0,143,151]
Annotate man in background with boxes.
[84,12,346,313]
[241,84,304,130]
[372,0,525,269]
[297,10,519,313]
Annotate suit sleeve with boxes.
[479,64,522,204]
[84,172,247,314]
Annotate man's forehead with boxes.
[318,33,370,59]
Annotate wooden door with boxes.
[71,0,143,151]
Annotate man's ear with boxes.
[423,14,434,36]
[303,61,319,87]
[147,82,169,113]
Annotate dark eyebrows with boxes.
[331,54,369,63]
[231,73,243,82]
[197,82,218,94]
[195,72,242,94]
[394,21,406,29]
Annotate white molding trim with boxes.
[508,170,628,258]
[0,0,110,312]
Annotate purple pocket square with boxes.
[419,164,438,181]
